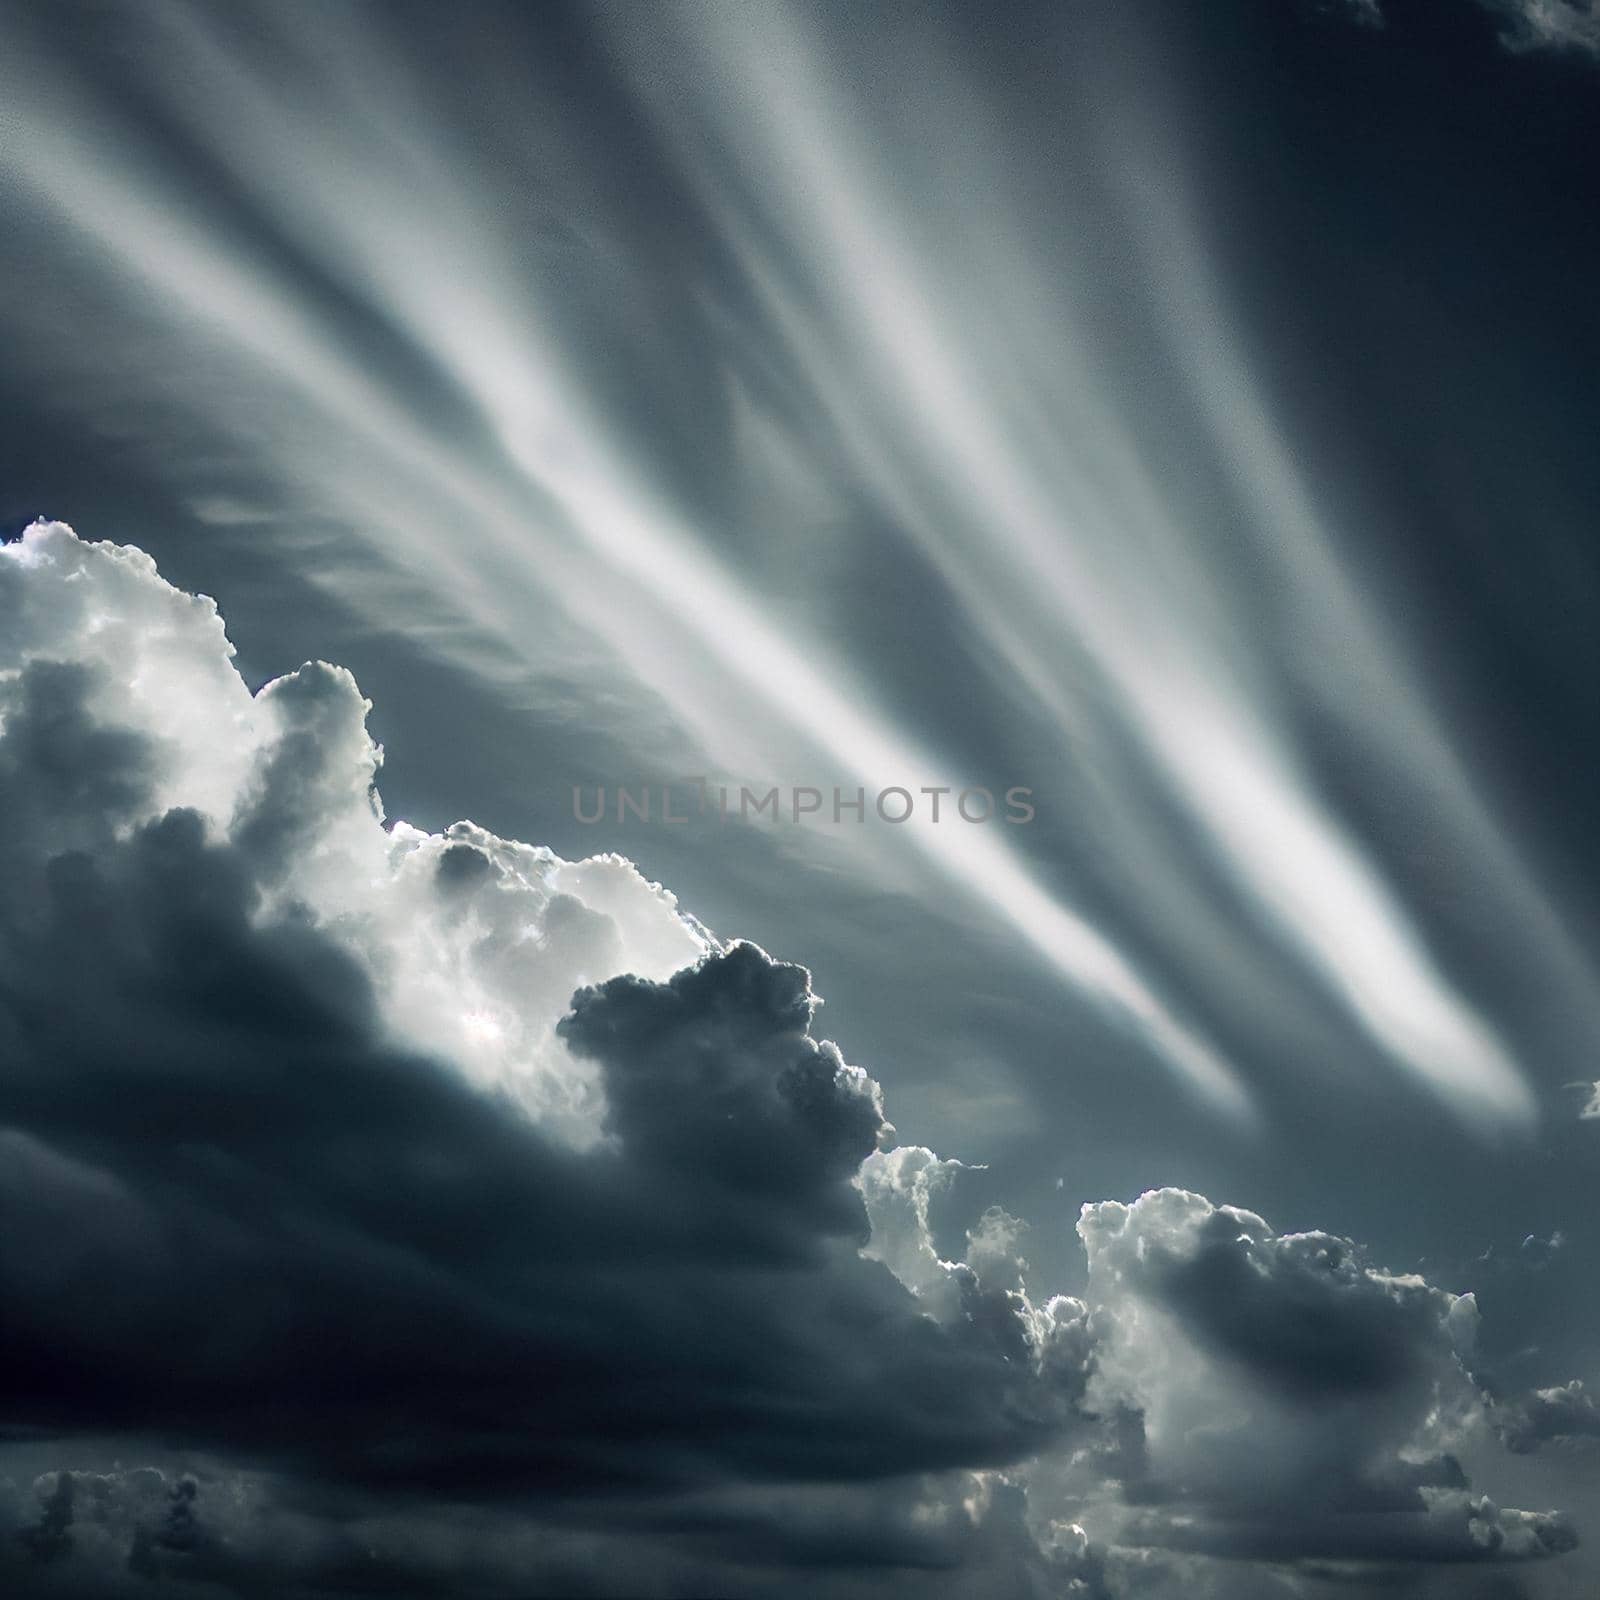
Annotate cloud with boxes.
[1321,0,1600,57]
[1064,1189,1575,1567]
[0,521,1099,1590]
[0,522,1577,1595]
[1480,0,1600,57]
[1496,1380,1600,1453]
[0,6,1259,1127]
[1321,0,1387,29]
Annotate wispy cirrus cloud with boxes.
[0,3,1255,1121]
[1,0,1592,1147]
[1487,0,1600,56]
[1329,0,1600,56]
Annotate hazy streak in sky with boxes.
[633,0,1539,1131]
[7,0,1587,1132]
[0,14,1254,1121]
[1122,149,1600,1072]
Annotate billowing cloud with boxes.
[0,524,1580,1595]
[1497,1380,1600,1453]
[0,522,1092,1591]
[1064,1190,1575,1568]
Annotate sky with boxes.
[0,1,1598,1596]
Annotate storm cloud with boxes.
[0,524,1585,1596]
[0,524,1085,1591]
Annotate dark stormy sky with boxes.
[1,1,1598,1596]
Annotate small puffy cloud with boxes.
[1480,0,1600,56]
[2,1465,249,1593]
[1497,1379,1600,1453]
[966,1206,1032,1297]
[1316,0,1600,58]
[1328,0,1386,28]
[558,940,890,1258]
[861,1144,969,1309]
[1063,1189,1572,1568]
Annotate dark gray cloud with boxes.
[4,0,1600,1291]
[1496,1381,1600,1454]
[0,523,1587,1597]
[0,524,1100,1593]
[0,743,1058,1491]
[1065,1191,1576,1571]
[2,1,1599,1589]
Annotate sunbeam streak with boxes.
[0,5,1254,1121]
[5,5,1600,1591]
[605,0,1547,1132]
[4,0,1588,1136]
